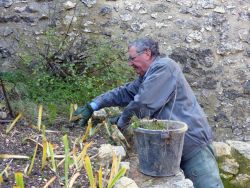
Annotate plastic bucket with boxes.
[133,120,188,177]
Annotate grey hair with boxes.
[128,38,160,57]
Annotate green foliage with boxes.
[3,41,133,103]
[62,135,70,188]
[131,117,166,130]
[14,172,25,188]
[47,103,57,124]
[27,142,39,176]
[1,32,134,120]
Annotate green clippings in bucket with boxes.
[131,117,166,130]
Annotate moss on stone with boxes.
[216,144,250,188]
[230,149,250,175]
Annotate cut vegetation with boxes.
[0,104,128,187]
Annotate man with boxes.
[73,38,224,188]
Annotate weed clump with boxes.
[131,117,166,130]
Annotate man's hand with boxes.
[108,114,129,131]
[72,103,94,127]
[117,116,130,131]
[108,114,121,125]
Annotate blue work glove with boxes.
[73,103,94,127]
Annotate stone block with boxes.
[97,144,126,165]
[226,140,250,174]
[114,177,138,188]
[230,174,250,188]
[226,140,250,160]
[221,158,239,175]
[213,141,231,157]
[0,111,7,119]
[93,109,107,122]
[63,1,76,10]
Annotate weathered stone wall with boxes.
[0,0,249,141]
[213,141,250,187]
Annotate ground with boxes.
[0,118,115,188]
[1,112,191,188]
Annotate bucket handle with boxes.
[157,80,178,124]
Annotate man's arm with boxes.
[73,76,142,127]
[91,77,143,110]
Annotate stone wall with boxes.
[0,0,249,141]
[213,141,250,187]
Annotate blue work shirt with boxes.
[93,56,213,161]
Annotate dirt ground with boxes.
[0,118,125,188]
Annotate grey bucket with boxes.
[133,120,188,177]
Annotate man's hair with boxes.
[128,38,160,57]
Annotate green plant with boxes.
[0,175,3,185]
[37,105,43,131]
[41,125,48,170]
[1,36,134,124]
[131,116,166,130]
[6,113,23,134]
[48,143,57,172]
[27,141,39,176]
[14,172,25,188]
[0,0,134,122]
[47,103,57,124]
[98,166,103,188]
[84,154,127,188]
[42,138,48,170]
[63,135,70,188]
[84,155,96,188]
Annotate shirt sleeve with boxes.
[89,102,99,111]
[118,62,179,129]
[92,77,143,110]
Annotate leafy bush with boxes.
[1,34,134,120]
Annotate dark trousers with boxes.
[181,144,224,188]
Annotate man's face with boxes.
[128,46,152,76]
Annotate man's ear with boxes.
[145,49,152,59]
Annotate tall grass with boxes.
[6,113,22,134]
[27,141,39,176]
[14,172,25,188]
[84,154,127,188]
[41,125,48,170]
[37,105,43,131]
[63,135,70,188]
[84,155,96,188]
[48,143,57,172]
